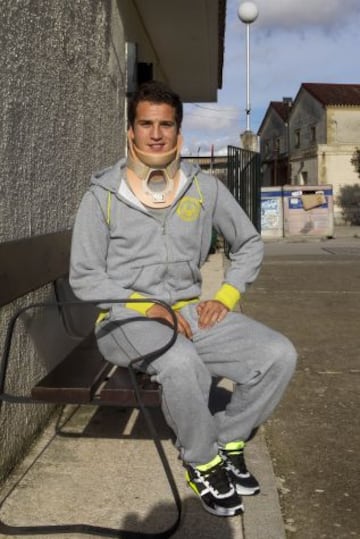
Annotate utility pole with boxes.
[238,2,259,152]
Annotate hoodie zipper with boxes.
[161,215,173,305]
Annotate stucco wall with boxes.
[291,156,318,186]
[327,108,360,144]
[289,91,325,155]
[260,109,289,186]
[0,0,126,242]
[318,144,359,223]
[260,110,288,157]
[0,0,127,482]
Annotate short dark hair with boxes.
[128,80,183,130]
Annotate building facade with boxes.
[258,99,292,186]
[258,83,360,224]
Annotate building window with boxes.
[295,129,301,148]
[310,125,316,143]
[273,137,280,153]
[265,139,270,155]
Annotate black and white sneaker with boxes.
[219,442,260,496]
[185,456,244,517]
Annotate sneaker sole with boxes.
[235,484,260,496]
[200,498,244,517]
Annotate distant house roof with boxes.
[271,101,292,121]
[301,83,360,106]
[257,100,292,135]
[258,83,360,138]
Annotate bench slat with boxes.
[31,336,111,404]
[99,368,161,407]
[31,334,161,407]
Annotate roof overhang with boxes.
[128,0,225,103]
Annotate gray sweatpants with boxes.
[95,303,297,466]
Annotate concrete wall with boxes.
[318,144,359,223]
[290,155,318,186]
[289,91,325,156]
[259,109,289,186]
[260,110,287,157]
[327,108,360,144]
[0,0,127,482]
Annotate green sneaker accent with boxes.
[219,444,260,496]
[185,459,244,517]
[196,454,222,472]
[223,440,245,451]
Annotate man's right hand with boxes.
[146,304,193,339]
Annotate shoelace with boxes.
[202,462,232,494]
[224,450,247,474]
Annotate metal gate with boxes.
[182,147,261,232]
[227,145,261,232]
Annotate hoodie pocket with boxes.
[125,263,166,291]
[167,260,201,292]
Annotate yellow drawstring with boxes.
[194,176,204,205]
[106,192,112,225]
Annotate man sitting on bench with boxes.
[69,80,297,518]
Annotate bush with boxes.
[337,184,360,225]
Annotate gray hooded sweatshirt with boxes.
[69,159,263,312]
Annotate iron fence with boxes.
[182,146,261,232]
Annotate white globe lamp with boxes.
[238,2,259,24]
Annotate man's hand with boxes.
[146,304,193,339]
[196,300,229,329]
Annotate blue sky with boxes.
[181,0,360,156]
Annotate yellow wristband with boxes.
[214,283,241,311]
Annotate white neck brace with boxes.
[126,135,182,203]
[126,135,182,179]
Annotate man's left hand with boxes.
[196,300,229,329]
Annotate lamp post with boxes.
[238,1,258,151]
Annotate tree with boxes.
[351,148,360,177]
[337,184,360,225]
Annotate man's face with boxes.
[129,101,179,154]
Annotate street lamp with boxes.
[238,2,258,142]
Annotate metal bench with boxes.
[0,297,181,538]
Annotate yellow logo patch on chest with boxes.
[176,197,202,222]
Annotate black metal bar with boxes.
[227,145,261,233]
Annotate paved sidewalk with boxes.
[263,224,360,257]
[0,252,285,539]
[256,226,360,538]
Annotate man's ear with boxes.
[128,126,134,141]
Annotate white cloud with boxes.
[235,0,360,31]
[181,129,241,156]
[183,105,239,132]
[182,0,360,154]
[182,104,242,153]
